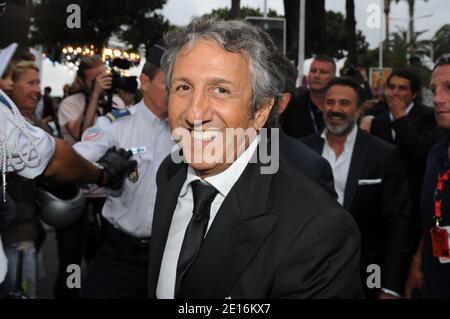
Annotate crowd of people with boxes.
[1,16,450,299]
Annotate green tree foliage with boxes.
[389,28,429,67]
[389,27,431,87]
[432,24,450,61]
[324,11,370,61]
[202,6,280,20]
[30,0,168,60]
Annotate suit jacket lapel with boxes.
[407,103,421,124]
[176,158,278,298]
[147,160,187,298]
[307,135,325,154]
[344,130,367,211]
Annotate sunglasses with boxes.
[434,53,450,71]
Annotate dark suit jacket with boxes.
[279,131,336,198]
[370,103,436,247]
[148,141,363,299]
[302,130,412,297]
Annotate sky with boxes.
[160,0,448,49]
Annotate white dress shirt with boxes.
[389,102,414,140]
[321,125,358,206]
[0,236,6,284]
[74,100,175,237]
[156,136,260,299]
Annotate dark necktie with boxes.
[175,180,218,295]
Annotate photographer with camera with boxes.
[58,56,125,145]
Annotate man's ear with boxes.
[253,97,275,130]
[278,93,292,114]
[140,74,149,92]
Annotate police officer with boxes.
[74,45,175,298]
[0,49,137,285]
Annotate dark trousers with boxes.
[79,240,149,299]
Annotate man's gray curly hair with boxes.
[160,17,285,122]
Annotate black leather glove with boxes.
[97,146,137,190]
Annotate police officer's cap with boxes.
[146,44,166,68]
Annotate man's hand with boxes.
[92,71,112,98]
[97,146,137,190]
[386,94,407,119]
[359,115,374,133]
[404,256,424,298]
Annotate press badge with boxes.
[431,226,450,263]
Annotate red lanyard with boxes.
[434,168,450,226]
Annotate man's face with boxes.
[431,65,450,129]
[11,68,41,115]
[308,59,335,92]
[83,65,106,91]
[323,85,359,136]
[386,76,416,108]
[140,68,167,118]
[168,39,271,178]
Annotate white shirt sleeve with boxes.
[73,116,114,162]
[0,235,7,284]
[1,102,56,179]
[58,95,82,127]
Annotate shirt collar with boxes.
[321,123,358,150]
[137,99,169,126]
[389,102,414,121]
[179,135,260,198]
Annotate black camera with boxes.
[103,57,138,113]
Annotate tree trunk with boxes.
[284,0,325,64]
[345,0,357,66]
[230,0,241,19]
[408,0,415,56]
[384,0,391,44]
[384,0,391,65]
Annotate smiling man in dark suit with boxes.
[303,77,412,299]
[147,18,363,299]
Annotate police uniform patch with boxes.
[82,127,103,142]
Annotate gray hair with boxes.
[161,17,284,121]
